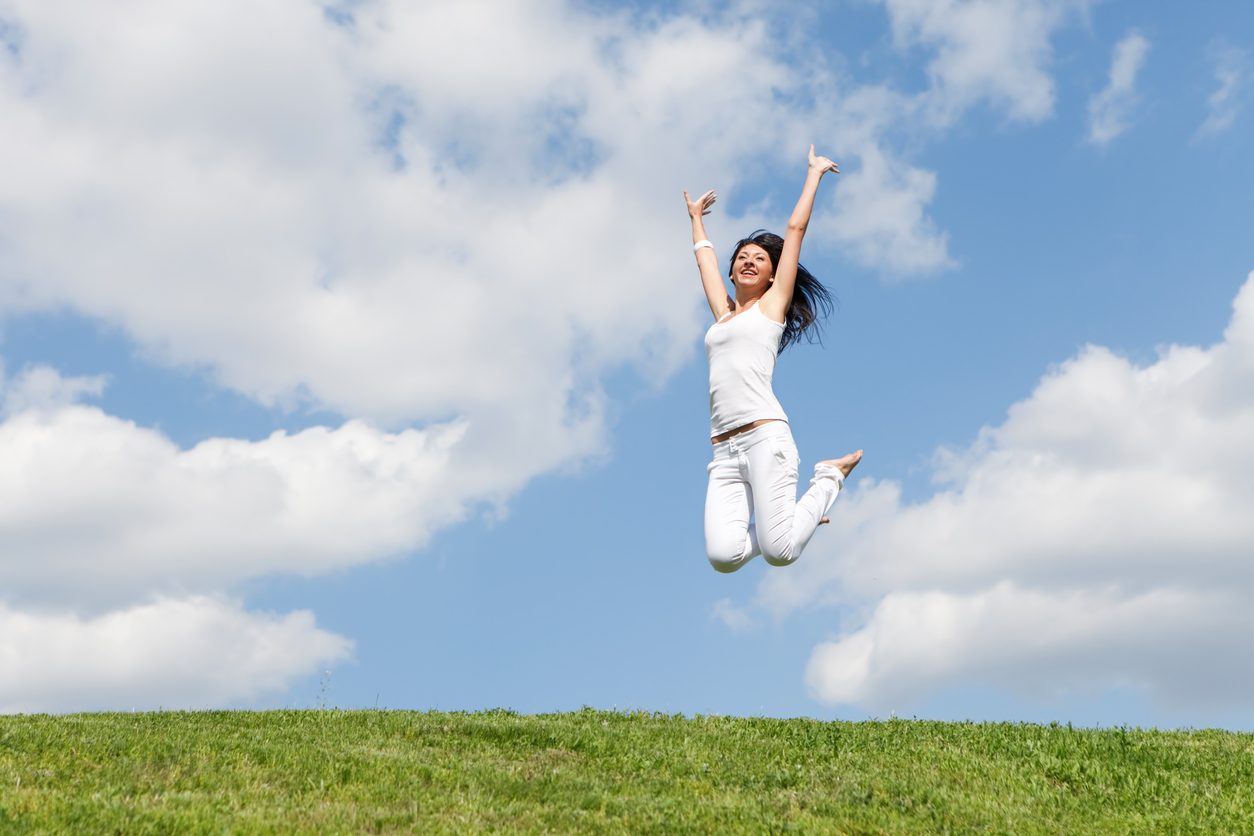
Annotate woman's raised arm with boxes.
[685,189,732,321]
[759,146,838,323]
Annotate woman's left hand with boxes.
[685,189,717,220]
[808,144,839,176]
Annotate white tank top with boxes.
[705,302,788,437]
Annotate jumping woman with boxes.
[685,145,862,574]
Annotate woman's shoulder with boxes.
[752,299,786,327]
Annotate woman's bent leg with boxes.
[746,424,843,567]
[704,443,759,573]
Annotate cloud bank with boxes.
[747,273,1254,715]
[0,597,351,713]
[0,366,480,611]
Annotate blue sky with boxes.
[0,0,1250,729]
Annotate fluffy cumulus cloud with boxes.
[0,0,1095,708]
[825,143,952,276]
[748,273,1254,715]
[1087,32,1151,146]
[0,366,479,611]
[0,597,352,713]
[878,0,1094,125]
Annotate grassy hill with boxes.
[2,708,1250,834]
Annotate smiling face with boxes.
[732,243,774,293]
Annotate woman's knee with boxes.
[706,540,746,573]
[760,542,798,567]
[705,521,752,572]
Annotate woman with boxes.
[685,145,862,574]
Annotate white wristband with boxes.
[693,240,714,253]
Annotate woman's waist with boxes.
[710,395,788,437]
[711,418,788,445]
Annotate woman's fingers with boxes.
[808,145,841,174]
[685,189,719,222]
[685,189,718,219]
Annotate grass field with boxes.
[2,708,1251,834]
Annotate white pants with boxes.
[705,421,844,573]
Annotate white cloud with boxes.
[824,144,954,276]
[806,584,1248,709]
[711,598,757,633]
[0,367,484,611]
[744,271,1254,714]
[1087,32,1150,146]
[1194,40,1249,140]
[1,362,105,415]
[0,596,352,713]
[879,0,1093,125]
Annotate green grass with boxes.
[1,709,1250,834]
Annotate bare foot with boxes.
[820,450,863,478]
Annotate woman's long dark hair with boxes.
[730,230,835,353]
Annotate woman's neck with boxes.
[733,289,765,313]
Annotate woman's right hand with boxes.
[685,189,717,221]
[808,144,839,177]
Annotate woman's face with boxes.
[732,244,774,292]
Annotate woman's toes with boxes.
[821,450,863,477]
[837,451,862,477]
